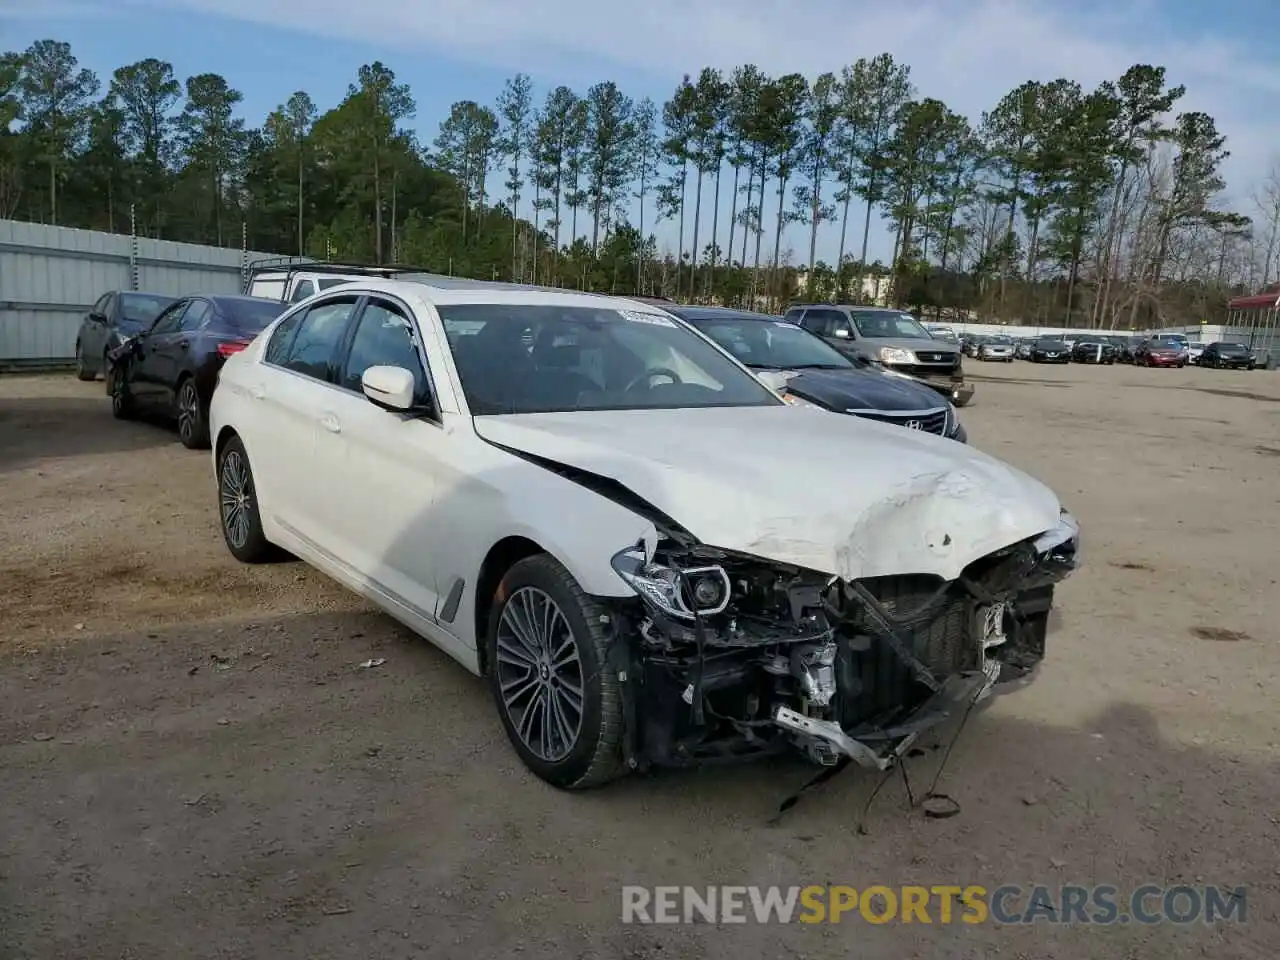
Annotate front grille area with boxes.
[837,576,979,727]
[915,351,956,364]
[898,358,961,376]
[853,408,948,435]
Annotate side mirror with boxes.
[89,311,106,324]
[361,365,419,412]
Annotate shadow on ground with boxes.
[0,611,1273,960]
[0,394,174,474]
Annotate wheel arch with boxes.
[214,424,241,464]
[473,535,547,675]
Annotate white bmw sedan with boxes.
[210,277,1079,789]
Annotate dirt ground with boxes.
[1,363,1278,960]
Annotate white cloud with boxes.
[116,0,1280,254]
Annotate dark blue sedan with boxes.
[107,294,288,449]
[663,305,967,442]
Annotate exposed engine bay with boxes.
[603,514,1079,773]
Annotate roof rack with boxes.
[242,257,436,301]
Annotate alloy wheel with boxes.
[220,450,253,550]
[494,586,585,762]
[177,381,199,443]
[110,367,125,412]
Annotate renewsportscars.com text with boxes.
[621,884,1247,925]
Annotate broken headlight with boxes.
[610,546,731,620]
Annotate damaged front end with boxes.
[602,512,1079,772]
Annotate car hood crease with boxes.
[473,406,1062,581]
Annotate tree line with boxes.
[2,38,1276,327]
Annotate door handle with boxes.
[177,338,189,349]
[320,413,341,434]
[250,385,265,400]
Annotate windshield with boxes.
[849,310,930,340]
[686,315,852,371]
[222,298,288,334]
[987,337,1012,345]
[1036,340,1067,349]
[1218,343,1247,354]
[118,293,175,328]
[439,304,782,415]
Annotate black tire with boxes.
[216,435,274,563]
[176,377,210,450]
[109,362,135,419]
[74,340,96,381]
[485,554,626,790]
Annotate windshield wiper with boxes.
[785,362,846,370]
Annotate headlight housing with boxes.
[879,347,915,365]
[610,547,731,620]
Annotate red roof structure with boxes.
[1227,290,1280,310]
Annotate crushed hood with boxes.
[474,406,1063,581]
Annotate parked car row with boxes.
[955,331,1259,371]
[75,292,292,447]
[73,271,1081,791]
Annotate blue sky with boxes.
[3,0,1278,265]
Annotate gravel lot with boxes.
[1,364,1278,960]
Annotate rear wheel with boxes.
[176,377,210,450]
[109,363,134,419]
[217,436,274,563]
[74,341,95,381]
[486,554,626,789]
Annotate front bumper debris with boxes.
[607,510,1081,777]
[773,657,999,770]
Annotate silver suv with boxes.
[783,304,973,406]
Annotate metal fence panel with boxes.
[0,218,279,363]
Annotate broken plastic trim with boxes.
[774,658,999,771]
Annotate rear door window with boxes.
[280,297,362,383]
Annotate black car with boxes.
[1071,340,1117,364]
[664,305,967,442]
[1030,338,1070,363]
[74,291,177,381]
[108,294,288,448]
[1199,342,1256,369]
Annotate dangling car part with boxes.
[598,509,1077,773]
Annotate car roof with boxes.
[787,303,895,313]
[662,305,779,322]
[293,275,670,311]
[205,294,288,308]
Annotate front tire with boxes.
[217,436,274,563]
[486,554,626,790]
[109,363,135,419]
[74,341,95,381]
[176,377,210,450]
